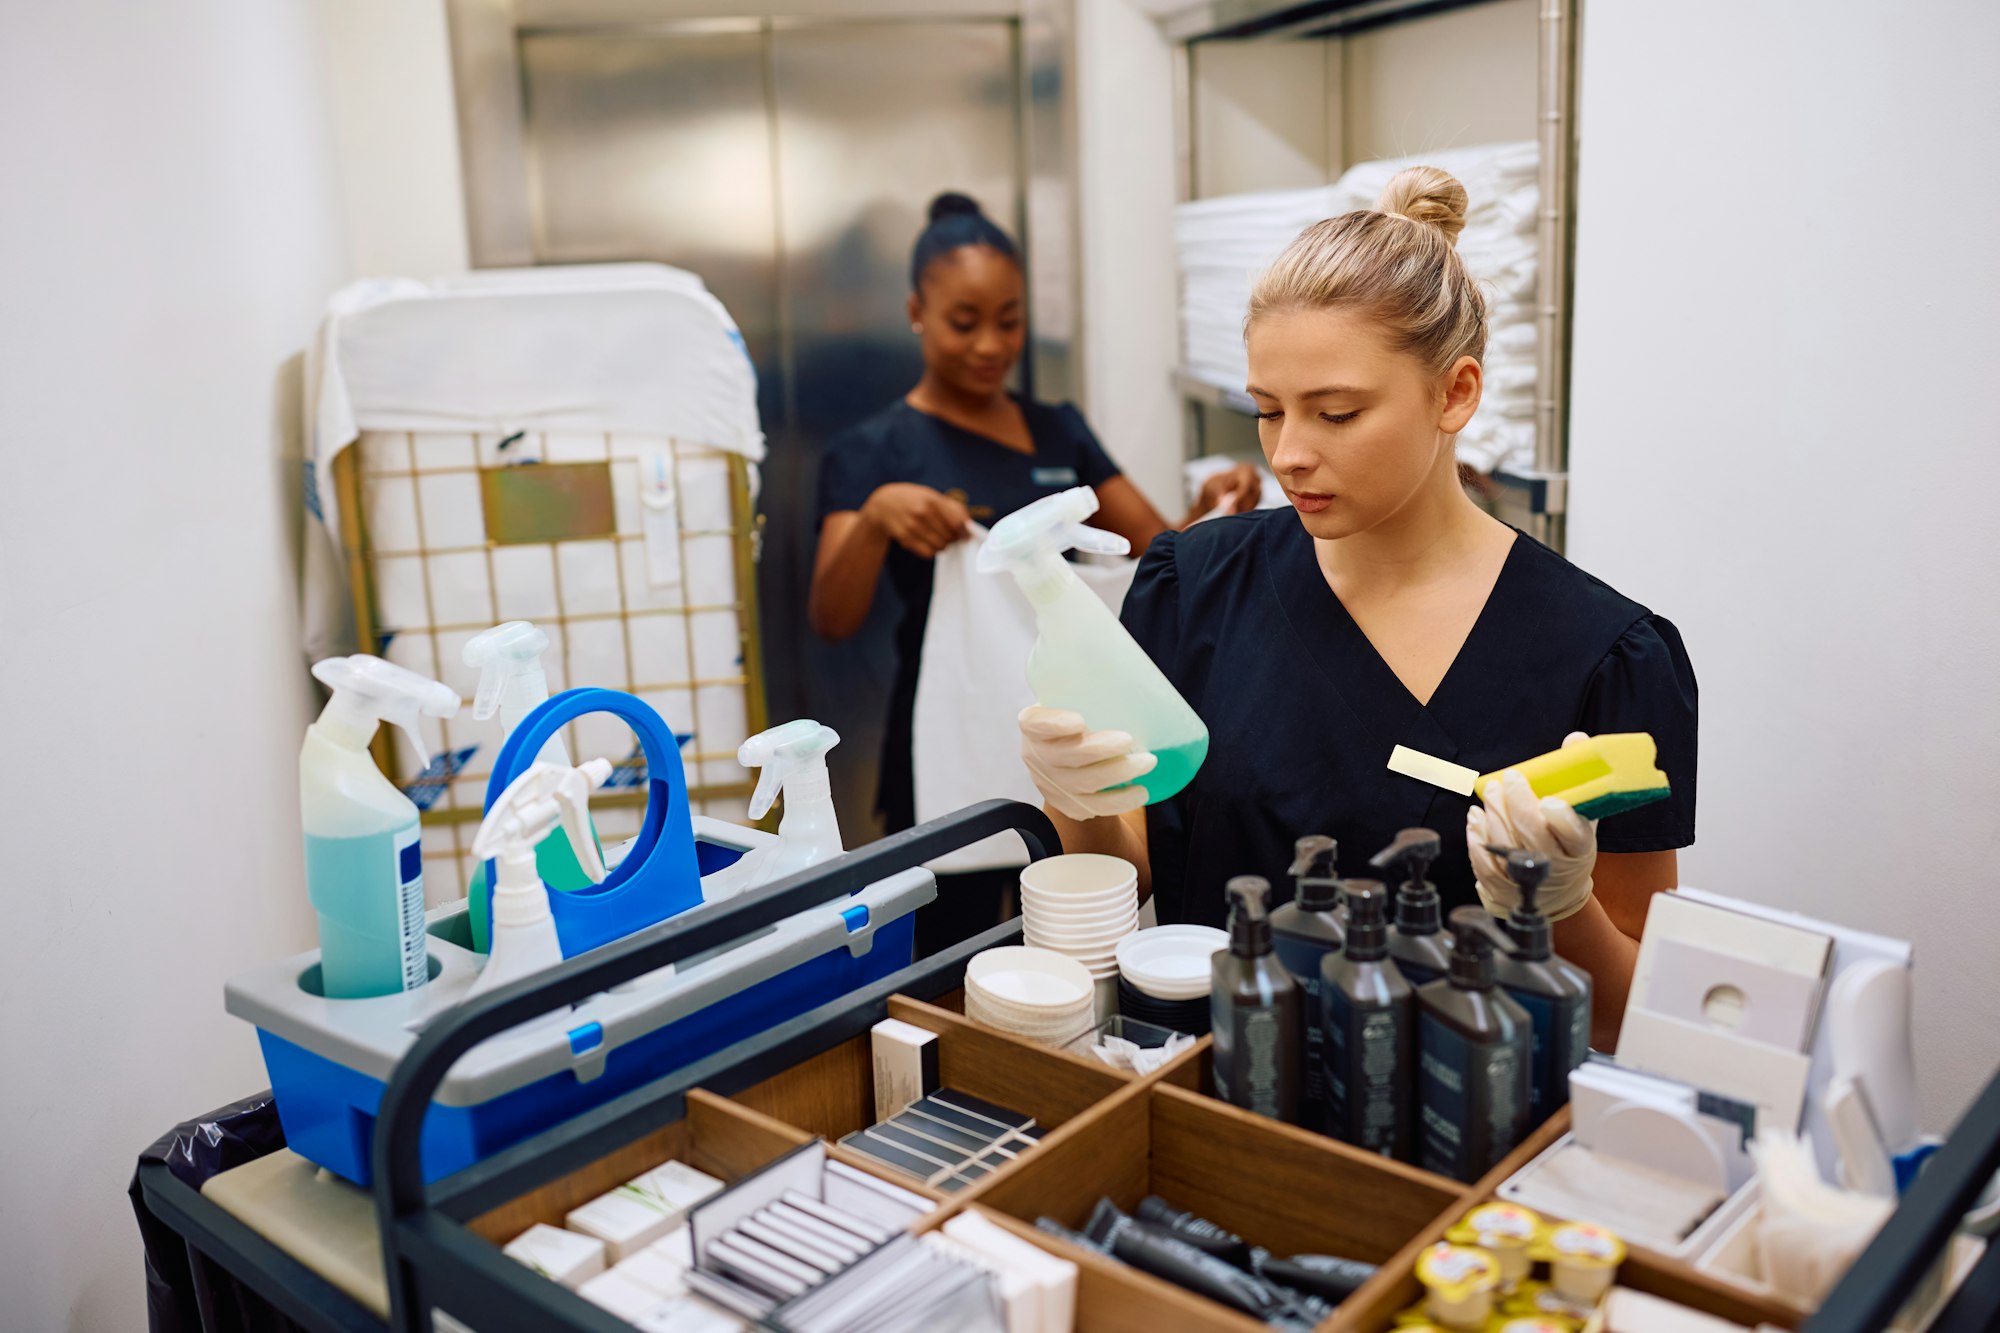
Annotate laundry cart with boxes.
[301,264,769,904]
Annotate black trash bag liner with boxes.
[129,1091,309,1333]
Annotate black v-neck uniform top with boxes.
[818,397,1122,830]
[1122,507,1699,930]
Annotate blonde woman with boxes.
[1020,167,1696,1048]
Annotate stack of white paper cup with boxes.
[1018,854,1140,1021]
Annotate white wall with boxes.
[1075,0,1185,509]
[1340,0,1536,164]
[0,4,351,1329]
[1567,0,2000,1132]
[319,0,471,277]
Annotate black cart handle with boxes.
[371,799,1059,1225]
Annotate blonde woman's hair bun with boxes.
[1375,165,1469,246]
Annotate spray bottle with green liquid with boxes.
[463,622,604,952]
[979,487,1208,801]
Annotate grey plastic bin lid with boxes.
[225,819,935,1107]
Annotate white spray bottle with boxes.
[702,721,843,901]
[462,758,613,1007]
[464,622,571,766]
[463,622,602,953]
[978,487,1209,802]
[302,656,461,999]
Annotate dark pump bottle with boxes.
[1415,906,1532,1182]
[1318,881,1414,1161]
[1372,828,1453,988]
[1271,836,1345,1133]
[1486,848,1594,1121]
[1212,876,1303,1122]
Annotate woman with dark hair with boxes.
[811,192,1258,952]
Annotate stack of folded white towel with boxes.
[1175,141,1540,475]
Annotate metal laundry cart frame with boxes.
[330,436,772,859]
[1160,0,1578,552]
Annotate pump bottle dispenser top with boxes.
[1211,875,1303,1123]
[702,720,845,901]
[1373,828,1453,989]
[979,487,1208,804]
[1272,835,1345,1133]
[302,656,461,1000]
[1483,846,1593,1120]
[463,758,613,1008]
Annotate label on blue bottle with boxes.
[396,825,426,991]
[1274,934,1333,1131]
[1514,988,1556,1120]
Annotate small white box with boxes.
[567,1192,679,1262]
[871,1019,940,1122]
[569,1161,726,1261]
[640,1160,726,1213]
[649,1225,695,1269]
[616,1247,691,1299]
[579,1269,666,1321]
[502,1223,606,1289]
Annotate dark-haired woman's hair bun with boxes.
[911,191,1019,290]
[928,191,984,223]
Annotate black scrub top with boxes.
[818,397,1122,830]
[1123,507,1698,929]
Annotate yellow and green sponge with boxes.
[1475,732,1671,821]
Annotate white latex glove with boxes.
[1018,705,1157,822]
[1466,731,1599,922]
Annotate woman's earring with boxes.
[911,322,922,334]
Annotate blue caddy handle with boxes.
[481,687,704,957]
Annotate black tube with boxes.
[1089,1213,1291,1321]
[1134,1196,1255,1267]
[1035,1217,1105,1253]
[1257,1254,1378,1302]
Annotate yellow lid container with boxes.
[1543,1222,1626,1304]
[1417,1243,1502,1331]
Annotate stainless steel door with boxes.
[769,21,1023,843]
[511,18,1026,840]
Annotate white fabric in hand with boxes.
[1466,731,1599,922]
[1019,705,1156,822]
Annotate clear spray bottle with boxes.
[979,487,1208,802]
[302,656,460,999]
[463,622,603,953]
[701,721,844,901]
[462,758,613,1009]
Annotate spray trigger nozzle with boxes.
[472,758,613,883]
[311,654,460,756]
[976,486,1130,574]
[464,622,553,722]
[740,720,841,821]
